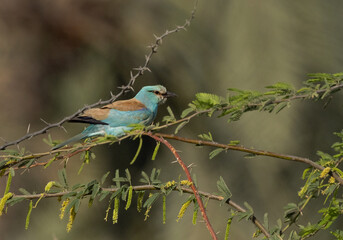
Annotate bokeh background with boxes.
[1,0,343,239]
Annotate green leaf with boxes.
[125,169,131,184]
[283,203,299,220]
[58,168,68,189]
[91,184,100,200]
[99,191,110,202]
[101,171,111,185]
[143,193,160,208]
[217,176,232,204]
[175,121,188,134]
[140,171,150,184]
[65,198,79,215]
[74,199,81,213]
[274,102,289,114]
[114,169,121,188]
[209,148,224,159]
[198,132,213,141]
[163,106,176,123]
[7,197,25,206]
[237,202,254,221]
[150,168,161,184]
[167,106,175,120]
[181,107,194,118]
[18,188,31,195]
[43,134,54,147]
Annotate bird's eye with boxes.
[154,91,159,94]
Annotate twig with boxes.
[10,183,270,238]
[3,130,343,186]
[0,1,198,151]
[154,133,343,186]
[144,132,218,240]
[154,82,343,132]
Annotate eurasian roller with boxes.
[52,85,176,150]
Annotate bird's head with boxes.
[135,85,177,106]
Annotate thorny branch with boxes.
[0,1,198,151]
[9,184,270,238]
[153,82,343,132]
[154,133,343,186]
[2,127,343,185]
[145,132,218,240]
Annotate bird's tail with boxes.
[52,133,87,150]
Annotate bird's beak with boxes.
[162,91,177,98]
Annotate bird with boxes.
[52,85,176,150]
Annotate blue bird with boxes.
[52,85,176,150]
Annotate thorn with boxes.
[110,91,115,98]
[133,66,143,71]
[117,85,127,90]
[130,71,134,79]
[152,46,158,53]
[0,136,7,143]
[143,67,151,72]
[26,123,30,134]
[119,85,134,93]
[146,44,154,49]
[171,160,178,164]
[40,118,50,126]
[187,163,196,169]
[60,125,68,133]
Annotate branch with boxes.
[154,133,343,186]
[144,132,218,240]
[154,82,343,132]
[11,184,270,238]
[3,130,343,187]
[0,1,198,151]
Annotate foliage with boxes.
[1,71,343,240]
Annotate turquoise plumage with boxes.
[52,85,176,150]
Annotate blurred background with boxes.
[1,0,343,239]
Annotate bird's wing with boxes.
[69,98,150,126]
[102,99,146,111]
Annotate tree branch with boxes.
[144,132,219,240]
[0,1,198,151]
[10,183,270,238]
[154,133,343,186]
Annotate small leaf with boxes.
[125,169,131,184]
[166,106,175,120]
[274,102,288,114]
[175,121,188,134]
[143,193,160,208]
[181,107,194,118]
[19,188,31,195]
[198,132,213,141]
[217,176,232,203]
[101,171,111,185]
[99,191,110,201]
[58,168,68,189]
[209,148,224,159]
[7,197,25,206]
[140,171,150,184]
